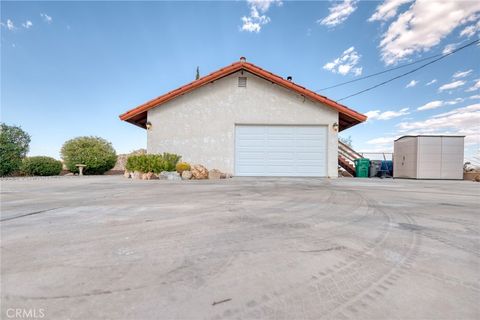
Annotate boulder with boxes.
[133,171,142,180]
[159,171,181,181]
[182,170,193,180]
[124,170,131,178]
[144,172,158,180]
[191,165,209,180]
[208,169,223,180]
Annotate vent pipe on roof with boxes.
[287,76,292,81]
[240,56,246,62]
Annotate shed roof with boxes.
[119,58,367,131]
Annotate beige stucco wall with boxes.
[147,71,339,177]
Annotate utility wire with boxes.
[336,39,479,102]
[317,54,442,91]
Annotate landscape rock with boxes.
[208,169,223,180]
[144,172,158,180]
[191,165,209,180]
[181,170,193,180]
[159,171,181,181]
[133,171,142,180]
[124,170,131,178]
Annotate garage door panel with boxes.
[235,125,327,177]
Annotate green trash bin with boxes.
[354,158,370,178]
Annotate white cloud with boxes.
[469,94,480,100]
[323,47,363,76]
[22,20,33,29]
[417,100,443,111]
[426,79,437,86]
[405,80,418,88]
[453,69,473,79]
[369,0,413,22]
[418,98,465,111]
[365,107,410,120]
[397,104,480,146]
[40,13,53,23]
[318,0,358,27]
[1,19,16,30]
[460,20,480,38]
[438,80,466,92]
[442,43,458,55]
[377,0,480,65]
[240,0,281,33]
[466,79,480,92]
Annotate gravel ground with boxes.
[1,176,479,319]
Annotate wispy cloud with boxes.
[22,20,33,29]
[426,79,437,86]
[417,100,443,111]
[1,19,16,31]
[438,80,466,92]
[460,20,480,38]
[240,0,281,33]
[365,107,410,120]
[369,0,413,22]
[417,98,464,111]
[453,69,473,79]
[318,0,358,27]
[470,95,480,100]
[405,80,418,88]
[40,13,53,23]
[398,104,480,146]
[323,47,363,76]
[466,79,480,92]
[376,1,480,64]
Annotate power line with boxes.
[317,53,441,91]
[337,39,479,102]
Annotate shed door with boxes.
[235,125,327,176]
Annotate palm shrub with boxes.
[61,136,117,175]
[0,123,31,176]
[21,156,62,176]
[162,153,182,171]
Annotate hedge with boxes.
[126,153,181,173]
[21,156,62,176]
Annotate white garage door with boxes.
[235,125,327,176]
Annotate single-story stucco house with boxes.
[119,57,366,177]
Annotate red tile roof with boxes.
[119,59,367,131]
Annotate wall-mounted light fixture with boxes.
[332,122,339,132]
[146,121,152,130]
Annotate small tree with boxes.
[61,136,117,175]
[196,66,200,80]
[0,123,31,176]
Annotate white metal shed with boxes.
[393,135,464,179]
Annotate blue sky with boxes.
[1,1,479,162]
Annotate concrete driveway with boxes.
[1,176,479,319]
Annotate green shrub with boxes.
[21,156,62,176]
[162,152,182,171]
[61,136,117,175]
[176,162,191,174]
[0,123,31,176]
[126,153,181,173]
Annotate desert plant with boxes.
[61,136,117,175]
[0,123,31,176]
[162,152,182,171]
[125,153,181,173]
[176,162,191,174]
[21,156,62,176]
